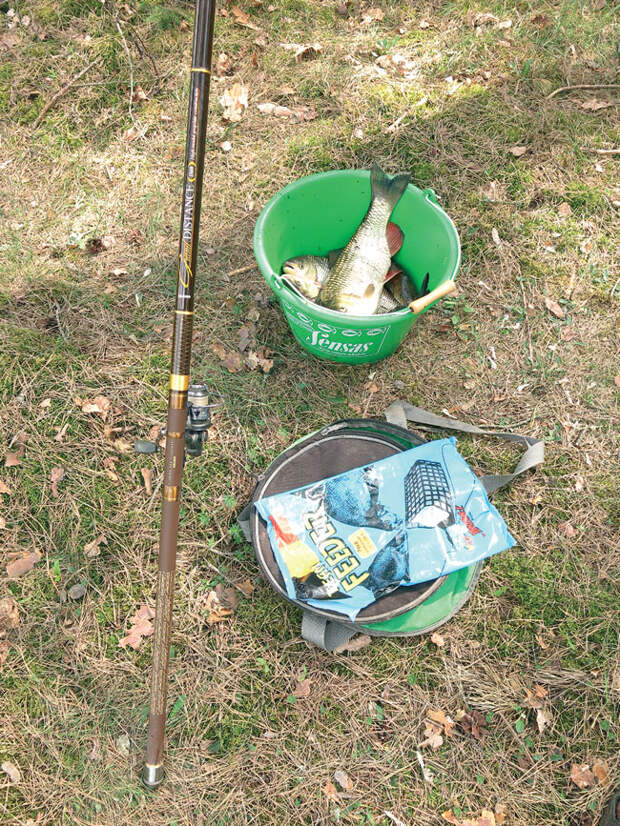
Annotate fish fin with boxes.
[327,247,342,266]
[383,263,403,283]
[386,221,404,256]
[371,164,411,211]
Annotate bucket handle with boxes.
[408,280,456,314]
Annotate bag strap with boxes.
[301,611,358,652]
[385,400,544,495]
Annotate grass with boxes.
[0,0,619,824]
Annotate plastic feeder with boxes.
[253,169,460,365]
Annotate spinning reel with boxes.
[135,383,215,459]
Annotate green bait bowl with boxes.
[253,168,460,365]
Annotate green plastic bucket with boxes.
[253,169,460,364]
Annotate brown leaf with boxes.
[614,375,620,388]
[0,479,12,495]
[123,125,139,142]
[245,348,274,373]
[293,678,311,699]
[333,769,353,791]
[79,395,112,419]
[581,98,612,111]
[544,296,564,318]
[231,6,261,30]
[118,605,155,650]
[558,201,572,216]
[427,708,456,737]
[536,706,553,733]
[559,521,576,538]
[1,761,21,784]
[362,7,384,23]
[131,85,148,103]
[333,633,372,654]
[214,52,234,76]
[494,804,507,825]
[456,709,487,738]
[0,641,9,666]
[0,516,5,529]
[6,551,41,579]
[84,534,107,558]
[509,145,527,157]
[531,13,550,28]
[323,780,339,802]
[570,763,596,789]
[592,759,609,785]
[420,723,443,750]
[213,343,245,373]
[0,597,19,632]
[220,83,248,122]
[50,465,65,497]
[256,101,317,121]
[430,631,445,647]
[281,41,322,62]
[4,452,20,467]
[235,579,255,596]
[204,584,239,624]
[140,468,152,496]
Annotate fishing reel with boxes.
[134,383,214,458]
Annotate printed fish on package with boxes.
[254,438,515,619]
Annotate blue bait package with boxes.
[254,438,515,619]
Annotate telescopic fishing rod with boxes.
[140,0,217,789]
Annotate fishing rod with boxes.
[140,0,217,789]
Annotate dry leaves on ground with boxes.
[4,452,21,467]
[118,605,155,650]
[323,780,339,801]
[84,534,107,558]
[0,597,19,632]
[0,479,12,495]
[361,7,384,23]
[570,763,597,789]
[281,42,322,61]
[212,342,244,373]
[293,678,311,699]
[430,631,445,647]
[50,465,65,497]
[6,551,41,579]
[204,584,238,624]
[231,5,261,31]
[333,633,372,654]
[443,805,507,826]
[334,769,353,791]
[75,395,111,419]
[509,145,527,157]
[220,83,248,122]
[544,296,564,318]
[214,52,234,76]
[456,709,487,738]
[1,761,21,783]
[581,99,612,111]
[245,348,274,373]
[256,101,317,121]
[140,467,152,496]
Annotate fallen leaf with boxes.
[131,85,148,103]
[544,296,564,318]
[293,678,311,699]
[430,631,445,647]
[123,125,139,142]
[416,749,434,783]
[509,145,527,157]
[0,641,9,666]
[575,474,585,492]
[333,633,372,654]
[231,6,261,30]
[420,722,443,750]
[0,516,5,529]
[68,583,86,601]
[1,762,20,783]
[78,395,111,419]
[0,597,19,632]
[6,552,41,579]
[615,375,620,388]
[581,99,612,111]
[204,584,238,624]
[469,11,498,26]
[50,465,65,497]
[212,342,245,373]
[559,521,576,538]
[115,733,130,756]
[570,763,596,789]
[256,101,317,121]
[281,41,322,61]
[334,769,353,791]
[362,7,384,23]
[536,706,553,733]
[4,452,21,467]
[497,19,512,28]
[558,202,572,216]
[494,804,507,825]
[0,479,12,495]
[245,348,274,373]
[214,52,234,76]
[87,739,101,763]
[419,19,431,28]
[592,759,609,785]
[235,580,255,596]
[456,709,487,738]
[323,780,339,801]
[118,605,155,649]
[84,534,107,558]
[427,708,456,737]
[220,140,232,152]
[39,398,52,408]
[220,83,248,122]
[491,227,501,247]
[140,468,152,496]
[531,13,550,28]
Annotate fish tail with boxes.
[370,163,410,211]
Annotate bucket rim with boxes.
[253,167,461,322]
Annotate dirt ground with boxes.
[0,1,618,824]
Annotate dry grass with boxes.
[0,0,618,824]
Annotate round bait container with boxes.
[249,419,481,638]
[253,169,460,365]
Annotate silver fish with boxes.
[281,255,330,299]
[319,164,410,315]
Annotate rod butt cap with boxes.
[142,763,164,789]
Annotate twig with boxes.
[580,146,620,155]
[113,16,135,122]
[547,82,620,100]
[226,263,256,277]
[32,58,102,130]
[519,278,534,364]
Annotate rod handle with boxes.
[409,280,456,314]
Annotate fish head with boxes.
[282,257,322,299]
